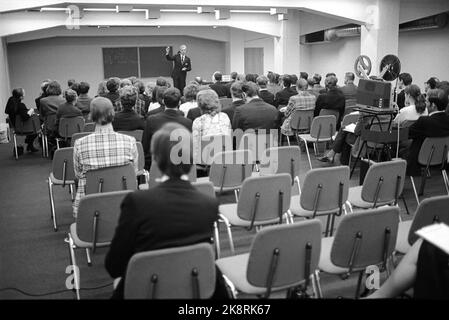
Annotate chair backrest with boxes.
[192,181,215,198]
[118,130,143,142]
[83,122,96,132]
[76,190,132,245]
[246,220,322,292]
[14,114,40,134]
[124,243,216,299]
[71,132,92,147]
[219,98,232,109]
[58,116,85,138]
[417,137,449,167]
[319,109,340,122]
[341,113,359,128]
[259,146,301,182]
[237,173,291,225]
[331,206,399,269]
[51,147,75,182]
[309,115,336,140]
[237,130,279,162]
[300,166,349,214]
[148,162,197,189]
[290,109,314,131]
[197,134,233,166]
[408,195,449,245]
[345,98,357,108]
[136,141,145,172]
[208,149,253,191]
[85,164,137,195]
[361,160,406,206]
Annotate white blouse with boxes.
[394,104,428,125]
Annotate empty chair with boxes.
[124,243,216,299]
[216,220,322,299]
[70,132,92,147]
[319,109,340,122]
[85,164,137,195]
[286,109,315,146]
[11,114,42,159]
[347,159,406,209]
[218,173,292,255]
[66,190,132,300]
[318,206,400,298]
[290,166,350,237]
[298,115,336,169]
[409,137,449,204]
[47,147,76,231]
[83,122,95,132]
[57,116,85,148]
[118,129,143,142]
[395,195,449,254]
[340,113,359,129]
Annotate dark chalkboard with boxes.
[139,46,173,77]
[103,47,139,79]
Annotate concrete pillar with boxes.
[227,28,245,74]
[360,0,400,76]
[273,9,301,75]
[0,37,10,124]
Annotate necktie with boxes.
[181,55,184,63]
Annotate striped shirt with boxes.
[73,124,138,216]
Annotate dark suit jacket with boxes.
[340,83,358,101]
[105,178,219,298]
[5,97,30,127]
[112,110,145,131]
[232,98,281,131]
[76,94,93,116]
[166,53,191,78]
[186,107,202,122]
[147,105,164,117]
[314,87,346,128]
[407,112,449,176]
[40,95,65,132]
[55,102,83,129]
[397,90,406,110]
[210,82,230,98]
[258,89,275,105]
[222,100,245,128]
[142,108,192,169]
[274,87,297,107]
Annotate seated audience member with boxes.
[102,77,121,111]
[105,122,226,299]
[75,81,93,118]
[96,80,108,98]
[281,78,317,136]
[179,84,199,117]
[274,74,297,108]
[300,72,308,80]
[192,89,231,163]
[290,74,298,94]
[134,81,150,118]
[40,80,65,145]
[73,97,138,216]
[256,76,275,105]
[340,72,358,101]
[267,72,282,96]
[225,71,238,97]
[424,77,439,94]
[112,86,145,131]
[147,86,168,115]
[120,78,132,88]
[5,88,38,153]
[222,81,245,125]
[142,87,192,170]
[404,89,449,177]
[55,89,82,132]
[312,73,324,97]
[314,75,346,128]
[67,79,76,90]
[396,73,413,110]
[35,79,51,112]
[245,73,258,83]
[209,71,230,98]
[306,77,315,95]
[233,82,281,131]
[367,238,449,299]
[394,85,428,126]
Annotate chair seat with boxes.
[395,220,413,254]
[319,237,356,274]
[219,204,280,227]
[197,177,242,193]
[69,223,111,249]
[216,253,304,295]
[347,186,394,208]
[298,134,333,143]
[49,172,75,186]
[290,195,340,218]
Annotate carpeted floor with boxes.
[1,136,446,300]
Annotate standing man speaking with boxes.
[165,44,191,93]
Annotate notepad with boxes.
[415,223,449,255]
[343,123,356,133]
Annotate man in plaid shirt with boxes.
[73,97,138,216]
[280,78,316,136]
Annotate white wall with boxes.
[0,38,10,124]
[244,36,274,75]
[7,35,226,108]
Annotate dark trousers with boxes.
[172,75,186,93]
[331,130,357,165]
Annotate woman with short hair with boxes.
[179,84,199,117]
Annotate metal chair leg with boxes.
[219,215,235,255]
[48,178,58,231]
[13,134,18,160]
[302,138,313,169]
[355,270,364,299]
[67,233,80,300]
[85,248,92,266]
[410,176,420,205]
[286,135,290,146]
[213,221,221,259]
[314,270,323,298]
